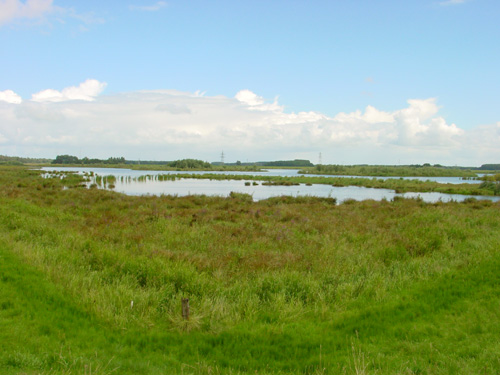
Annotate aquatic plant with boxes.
[1,166,500,374]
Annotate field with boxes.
[1,166,500,374]
[298,165,479,178]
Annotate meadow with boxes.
[298,165,479,178]
[1,166,500,374]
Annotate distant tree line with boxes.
[168,159,212,169]
[46,155,500,172]
[258,159,314,167]
[0,155,52,165]
[478,164,500,171]
[125,160,170,165]
[220,159,313,167]
[51,155,211,169]
[52,155,126,165]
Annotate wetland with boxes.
[1,165,500,374]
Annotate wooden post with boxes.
[181,298,190,320]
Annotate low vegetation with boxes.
[299,164,479,177]
[2,166,500,374]
[0,155,52,165]
[50,155,263,172]
[479,174,500,195]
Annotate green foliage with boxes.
[0,155,52,164]
[0,160,23,166]
[1,166,500,374]
[479,163,500,171]
[479,174,500,195]
[301,164,478,177]
[259,159,314,167]
[52,155,126,165]
[52,154,80,164]
[168,159,212,169]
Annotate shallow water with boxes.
[40,167,482,183]
[41,167,499,203]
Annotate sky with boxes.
[0,0,499,166]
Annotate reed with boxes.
[299,164,478,177]
[1,165,500,374]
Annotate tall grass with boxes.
[1,166,500,374]
[299,164,478,177]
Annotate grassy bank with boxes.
[39,163,263,172]
[1,166,500,374]
[299,165,478,178]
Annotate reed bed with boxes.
[1,166,500,374]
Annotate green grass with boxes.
[299,165,478,178]
[1,166,500,374]
[41,162,264,172]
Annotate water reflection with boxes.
[40,167,482,184]
[41,167,500,204]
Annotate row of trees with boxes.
[168,159,212,169]
[479,164,500,171]
[52,155,211,169]
[221,159,314,167]
[52,155,126,165]
[48,155,500,172]
[0,155,53,165]
[258,159,314,167]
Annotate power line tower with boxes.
[318,152,323,165]
[220,151,225,164]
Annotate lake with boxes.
[41,167,499,204]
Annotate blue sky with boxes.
[0,0,499,165]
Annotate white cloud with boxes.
[31,79,107,102]
[390,98,463,147]
[0,89,22,104]
[15,101,66,122]
[333,105,394,125]
[193,90,206,97]
[235,89,283,112]
[155,103,191,114]
[129,1,167,12]
[0,0,56,25]
[0,85,497,165]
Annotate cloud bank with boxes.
[31,79,107,102]
[0,80,498,165]
[0,90,22,104]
